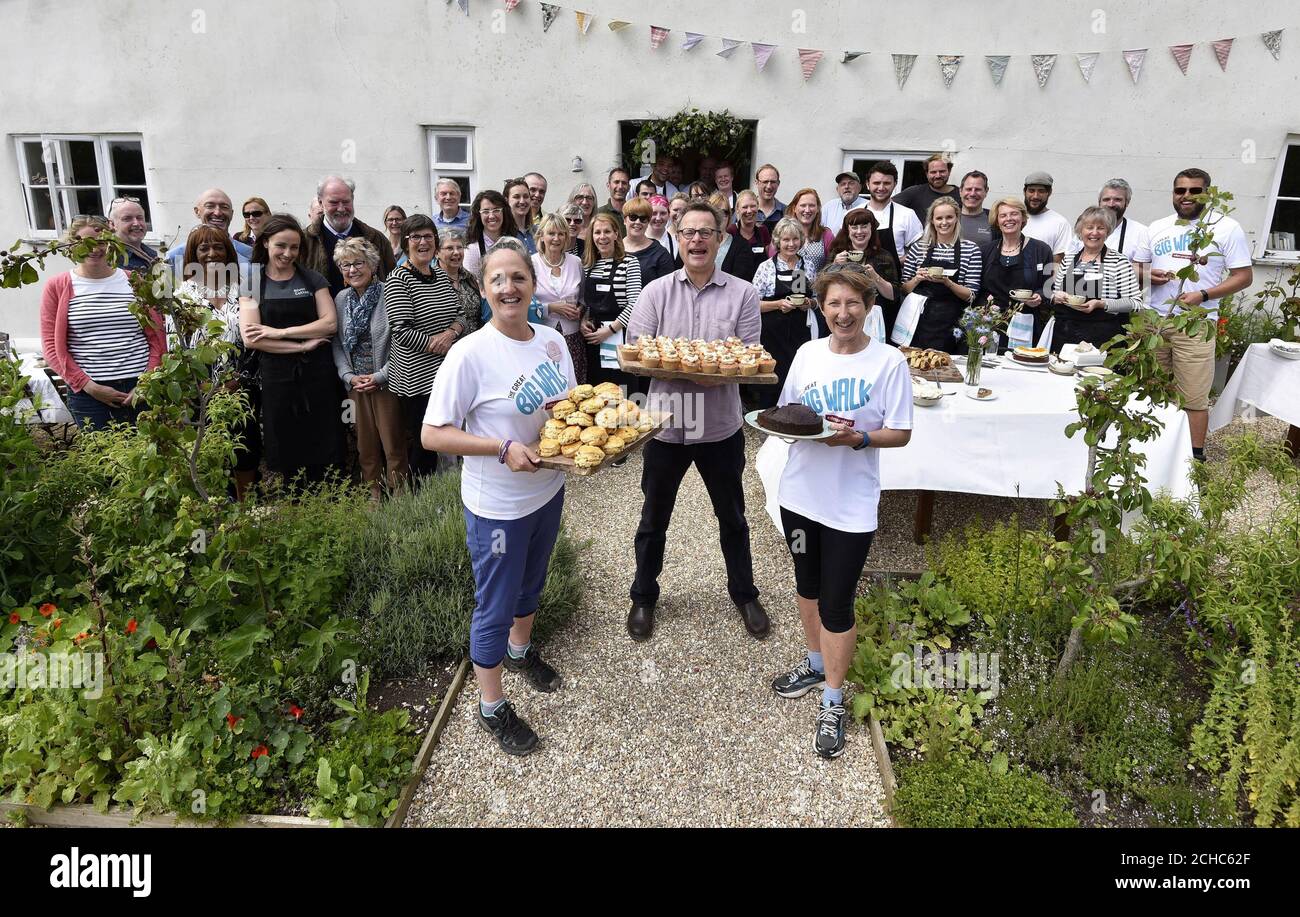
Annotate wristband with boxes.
[853,430,871,451]
[1201,289,1210,304]
[498,439,512,464]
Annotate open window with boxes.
[14,134,150,237]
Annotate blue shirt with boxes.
[434,211,470,232]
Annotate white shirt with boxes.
[424,322,577,520]
[776,337,913,532]
[821,195,869,235]
[1066,216,1152,264]
[1025,209,1073,256]
[866,200,923,257]
[1147,211,1252,319]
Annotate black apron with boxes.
[757,256,812,408]
[583,261,627,388]
[910,245,966,353]
[874,204,904,337]
[1051,249,1127,352]
[982,237,1050,349]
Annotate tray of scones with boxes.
[532,382,672,475]
[617,335,779,385]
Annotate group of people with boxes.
[36,154,1251,759]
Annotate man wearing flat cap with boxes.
[1023,171,1072,264]
[821,171,869,235]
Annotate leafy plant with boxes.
[893,756,1078,828]
[631,108,753,168]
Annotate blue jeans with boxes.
[67,377,141,430]
[463,487,564,669]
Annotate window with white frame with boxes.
[841,151,931,194]
[1262,135,1300,260]
[426,127,475,214]
[14,135,150,237]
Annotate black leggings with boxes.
[780,507,875,633]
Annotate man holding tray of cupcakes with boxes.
[624,201,769,641]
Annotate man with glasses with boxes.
[624,201,769,642]
[596,166,632,235]
[754,163,785,230]
[108,196,158,272]
[165,188,253,272]
[1147,167,1254,462]
[434,178,469,232]
[303,174,397,297]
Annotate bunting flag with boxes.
[985,54,1009,85]
[842,50,866,64]
[1030,53,1057,88]
[937,54,962,88]
[1212,38,1234,70]
[717,38,742,59]
[607,20,631,32]
[752,42,777,72]
[540,3,559,32]
[799,48,824,81]
[1123,47,1147,83]
[455,0,467,14]
[682,32,705,52]
[1170,43,1193,74]
[650,25,670,50]
[503,0,519,10]
[1262,30,1283,60]
[1076,51,1100,83]
[575,11,593,35]
[893,53,917,89]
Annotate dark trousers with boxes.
[630,429,758,607]
[67,377,141,430]
[780,507,875,633]
[399,392,440,480]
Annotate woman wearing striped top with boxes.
[40,215,165,430]
[579,212,641,389]
[898,197,983,353]
[1048,206,1142,352]
[383,214,470,479]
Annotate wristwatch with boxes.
[853,430,871,451]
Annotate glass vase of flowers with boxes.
[955,296,1022,388]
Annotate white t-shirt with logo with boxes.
[776,337,913,533]
[1025,209,1074,256]
[424,322,576,520]
[1147,211,1252,319]
[867,201,923,258]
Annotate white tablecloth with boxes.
[1208,343,1300,432]
[758,361,1196,531]
[11,353,73,424]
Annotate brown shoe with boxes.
[736,599,770,639]
[627,603,655,641]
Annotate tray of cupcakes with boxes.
[617,335,779,386]
[531,382,672,476]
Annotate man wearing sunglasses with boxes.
[1148,168,1254,461]
[108,197,158,272]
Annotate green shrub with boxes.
[894,755,1078,828]
[1138,780,1238,828]
[343,472,586,678]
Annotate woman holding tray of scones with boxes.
[421,238,577,757]
[752,217,817,409]
[768,263,913,759]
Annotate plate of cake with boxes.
[745,404,835,441]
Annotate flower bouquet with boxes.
[954,296,1022,387]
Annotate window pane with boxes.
[114,187,152,226]
[1267,198,1300,251]
[435,135,468,166]
[22,141,52,185]
[1278,144,1300,198]
[66,188,104,219]
[452,176,470,202]
[108,140,146,185]
[901,159,928,190]
[26,188,56,231]
[61,140,100,186]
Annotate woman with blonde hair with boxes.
[234,196,270,246]
[580,211,641,389]
[726,189,770,284]
[979,196,1054,345]
[382,205,408,264]
[897,196,983,352]
[531,212,587,381]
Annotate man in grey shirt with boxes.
[957,170,993,255]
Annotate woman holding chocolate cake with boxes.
[767,263,913,759]
[752,217,817,408]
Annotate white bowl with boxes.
[913,394,943,407]
[1268,339,1300,360]
[1048,358,1076,375]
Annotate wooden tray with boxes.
[617,351,778,386]
[530,411,672,477]
[899,346,963,383]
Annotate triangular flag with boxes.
[1170,43,1193,74]
[1076,51,1100,83]
[717,38,742,59]
[650,26,670,50]
[540,3,559,32]
[607,20,631,32]
[1212,38,1234,70]
[752,42,776,72]
[1262,30,1283,60]
[504,0,520,10]
[985,54,1009,85]
[575,11,593,35]
[842,50,866,64]
[456,0,467,14]
[1030,54,1057,88]
[893,53,917,89]
[799,48,824,81]
[1123,48,1147,83]
[682,32,705,52]
[938,54,962,88]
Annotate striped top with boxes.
[584,255,641,328]
[901,239,984,301]
[66,270,150,382]
[382,261,467,398]
[1050,247,1142,313]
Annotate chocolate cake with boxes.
[758,403,823,436]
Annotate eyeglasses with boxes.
[625,215,648,224]
[339,261,368,272]
[573,194,595,202]
[565,217,584,225]
[479,207,503,217]
[407,233,437,243]
[1174,187,1205,196]
[243,210,265,219]
[678,228,720,240]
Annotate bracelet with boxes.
[853,430,871,451]
[1201,289,1211,304]
[498,439,512,464]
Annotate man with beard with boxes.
[108,197,158,272]
[624,201,768,642]
[1022,171,1072,264]
[1148,168,1253,462]
[956,170,994,255]
[596,166,631,235]
[166,188,252,271]
[303,174,396,297]
[821,170,869,235]
[893,153,958,218]
[1067,178,1152,284]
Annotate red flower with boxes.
[7,612,19,625]
[289,704,304,720]
[74,632,89,643]
[144,637,158,650]
[125,618,138,635]
[250,744,269,759]
[38,603,56,618]
[226,714,241,730]
[52,618,62,630]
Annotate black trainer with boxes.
[771,657,826,698]
[503,645,562,692]
[477,700,539,756]
[814,701,847,759]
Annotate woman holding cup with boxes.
[979,197,1054,348]
[897,197,982,353]
[1047,206,1142,352]
[752,217,816,407]
[827,208,898,307]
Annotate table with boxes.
[757,360,1197,543]
[1208,343,1300,454]
[9,353,73,425]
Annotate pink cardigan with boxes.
[40,270,166,392]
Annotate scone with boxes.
[580,426,609,446]
[569,384,594,403]
[551,399,576,421]
[595,407,621,430]
[616,425,641,442]
[542,418,567,440]
[635,415,655,433]
[566,411,594,428]
[661,353,681,371]
[558,425,582,446]
[594,382,622,397]
[561,441,583,457]
[602,437,625,456]
[617,400,640,421]
[538,438,561,457]
[574,444,605,469]
[579,396,606,415]
[618,343,640,361]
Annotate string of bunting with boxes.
[481,4,1288,86]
